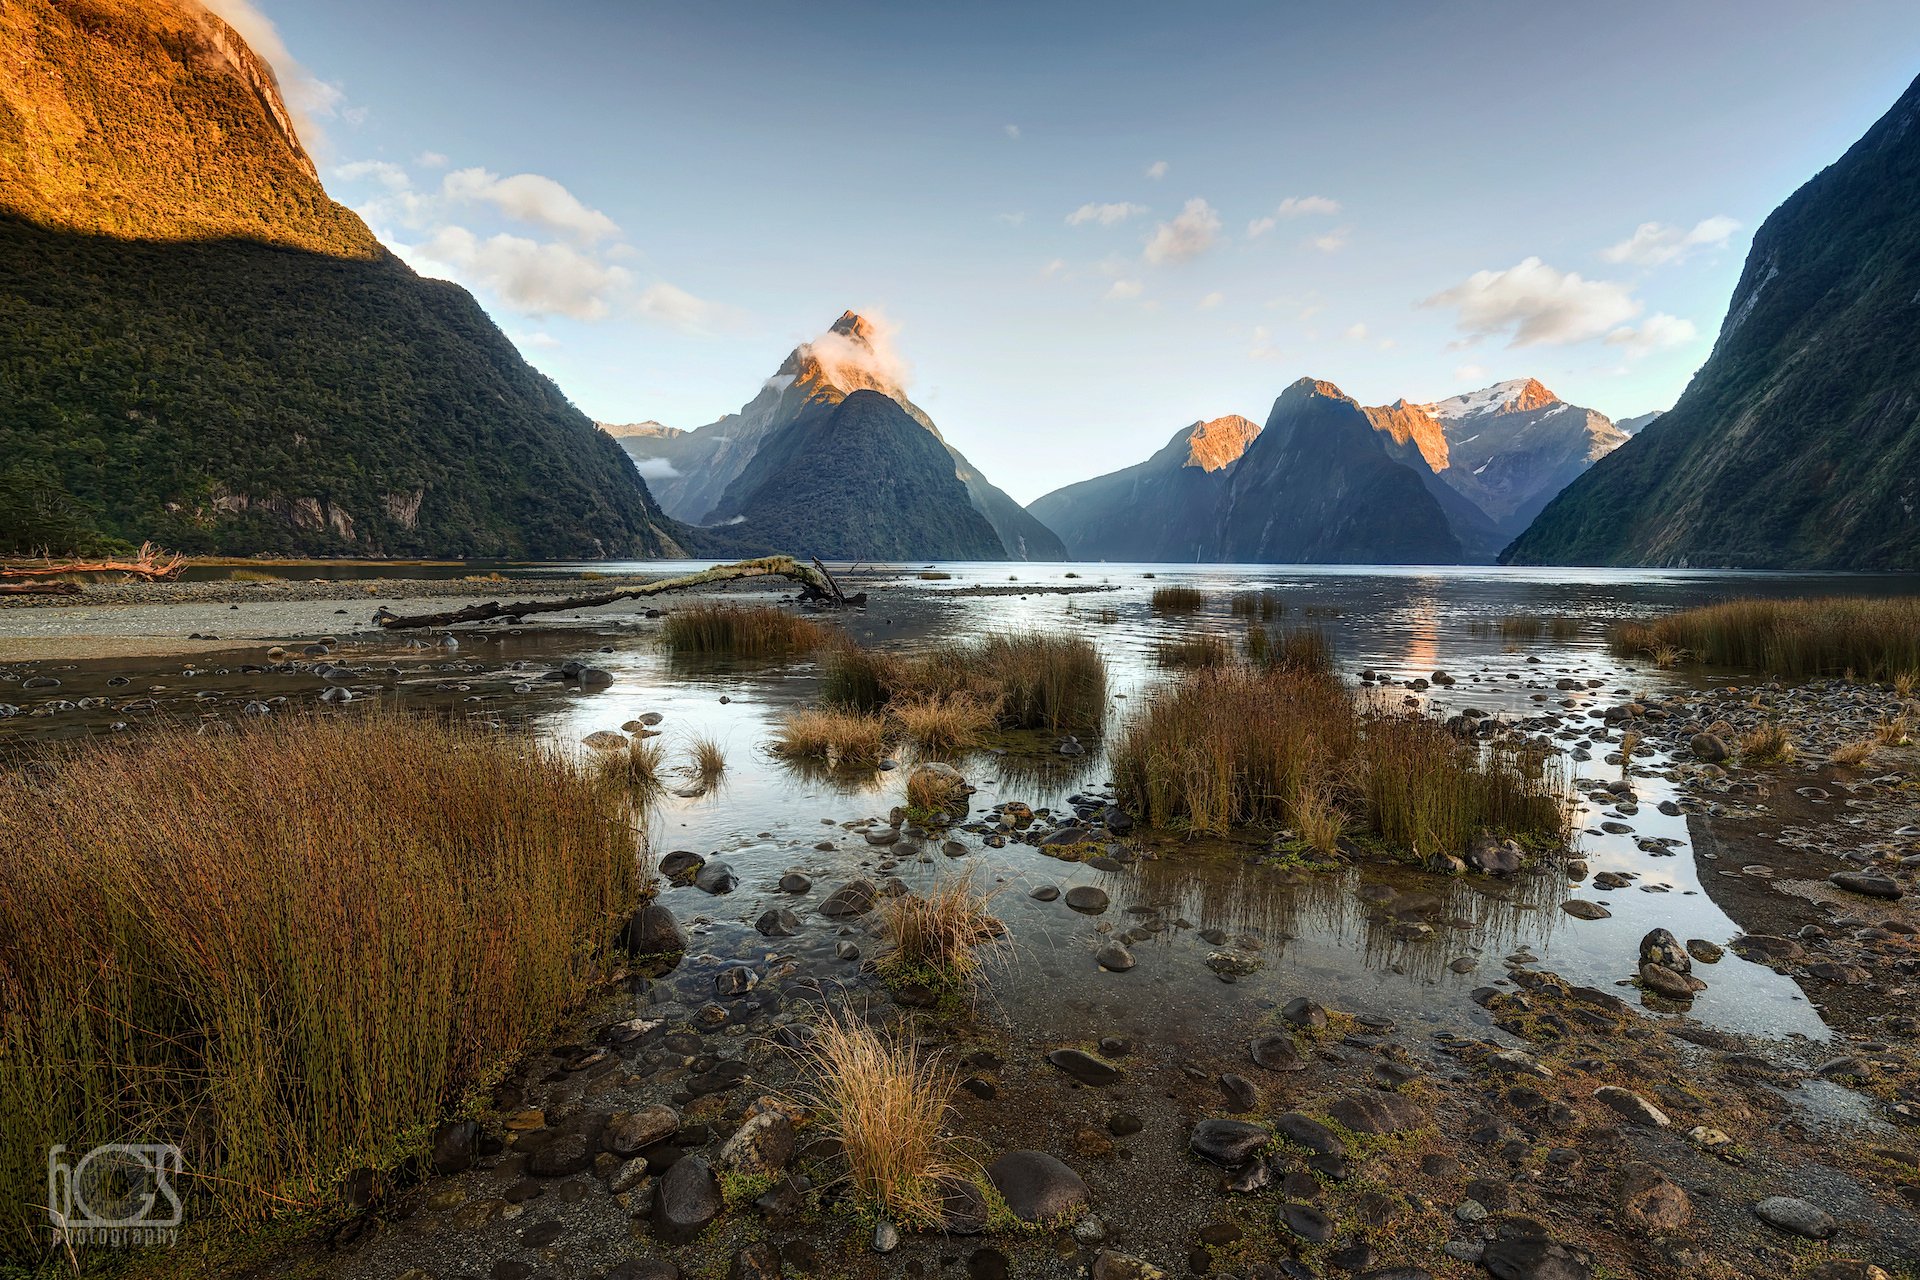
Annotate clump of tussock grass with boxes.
[789,1014,965,1228]
[770,707,893,766]
[1155,633,1231,669]
[1831,739,1877,768]
[1110,666,1568,851]
[661,603,829,656]
[1877,714,1913,747]
[876,872,1006,992]
[686,735,727,788]
[1246,624,1333,675]
[0,714,641,1254]
[1610,596,1920,682]
[1230,590,1283,620]
[1738,721,1795,765]
[905,764,970,815]
[1150,584,1205,612]
[823,633,1107,735]
[599,734,667,794]
[891,695,996,752]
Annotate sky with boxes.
[231,0,1920,503]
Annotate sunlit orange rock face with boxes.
[1361,400,1451,472]
[1182,415,1262,472]
[0,0,378,257]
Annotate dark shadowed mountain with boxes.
[704,391,1005,560]
[0,0,687,558]
[1027,416,1260,560]
[1508,73,1920,569]
[619,313,1066,560]
[1215,379,1463,563]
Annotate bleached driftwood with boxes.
[0,542,185,582]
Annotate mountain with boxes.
[0,0,686,558]
[1507,72,1920,569]
[1616,411,1664,437]
[1027,416,1260,560]
[702,390,1005,560]
[1373,379,1628,536]
[619,313,1067,560]
[1213,379,1463,563]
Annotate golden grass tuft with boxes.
[905,764,970,815]
[790,1014,964,1228]
[1150,585,1205,612]
[823,633,1107,735]
[1154,633,1231,668]
[891,695,996,752]
[770,707,892,766]
[1830,739,1877,768]
[876,872,1006,991]
[661,603,829,656]
[1611,596,1920,681]
[687,735,727,787]
[1738,721,1795,765]
[0,714,641,1254]
[1230,590,1283,620]
[1876,714,1912,747]
[599,734,667,794]
[1246,624,1333,675]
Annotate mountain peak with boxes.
[1182,415,1261,471]
[1424,377,1561,421]
[829,310,876,342]
[1283,376,1356,406]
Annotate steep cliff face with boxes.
[1418,379,1627,533]
[1214,380,1462,564]
[0,0,687,557]
[1026,415,1260,561]
[622,312,1066,560]
[1508,72,1920,569]
[707,390,1007,561]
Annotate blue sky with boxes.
[231,0,1920,502]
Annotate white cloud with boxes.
[333,159,410,190]
[1601,216,1740,266]
[517,331,561,350]
[1004,124,1022,140]
[1198,291,1225,310]
[1066,201,1149,227]
[1247,216,1276,238]
[416,150,450,169]
[1422,256,1642,347]
[1312,227,1351,253]
[997,211,1027,226]
[1276,195,1341,218]
[401,227,632,321]
[1344,322,1369,341]
[1143,198,1221,265]
[798,310,913,389]
[1455,363,1489,383]
[1146,160,1169,180]
[630,456,682,480]
[1249,326,1286,363]
[198,0,347,153]
[441,168,619,242]
[1106,279,1144,301]
[636,283,736,336]
[1604,312,1699,357]
[1041,258,1067,279]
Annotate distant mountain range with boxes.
[610,313,1066,560]
[1029,376,1626,563]
[1508,72,1920,570]
[0,0,688,558]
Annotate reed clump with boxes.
[770,707,893,766]
[822,633,1107,734]
[891,695,996,752]
[687,735,727,788]
[1155,633,1231,668]
[1230,590,1283,620]
[0,715,641,1256]
[1738,721,1795,765]
[1151,585,1205,612]
[876,873,1005,992]
[1246,624,1333,675]
[662,603,829,656]
[1110,666,1568,851]
[599,734,667,795]
[790,1015,964,1228]
[1611,596,1920,682]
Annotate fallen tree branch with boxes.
[0,542,186,582]
[372,555,866,630]
[0,581,81,596]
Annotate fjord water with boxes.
[15,562,1918,1054]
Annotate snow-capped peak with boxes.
[1421,377,1559,421]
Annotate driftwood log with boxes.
[373,555,865,630]
[0,541,185,582]
[0,581,81,596]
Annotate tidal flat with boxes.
[2,562,1917,1280]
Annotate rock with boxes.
[1639,963,1701,1000]
[1094,942,1135,972]
[872,1220,899,1253]
[1487,1050,1552,1079]
[1592,1086,1669,1127]
[1207,951,1263,979]
[1638,928,1690,972]
[1271,1112,1343,1155]
[1251,1033,1307,1072]
[1730,934,1806,966]
[715,965,758,997]
[1189,1119,1269,1167]
[1218,1074,1258,1111]
[1618,1163,1691,1233]
[606,1105,680,1156]
[1560,899,1610,920]
[1752,1195,1836,1239]
[778,872,812,894]
[728,1241,782,1280]
[618,903,687,956]
[1327,1091,1426,1136]
[1689,733,1730,763]
[1276,1202,1333,1244]
[528,1129,593,1177]
[1090,1252,1166,1280]
[719,1111,795,1180]
[1282,997,1328,1030]
[659,850,705,884]
[1830,870,1903,900]
[583,730,629,750]
[1686,938,1724,963]
[820,879,879,917]
[1030,884,1060,902]
[938,1176,990,1234]
[654,1156,722,1242]
[1468,835,1525,875]
[1047,1048,1123,1086]
[755,908,800,937]
[986,1150,1090,1223]
[430,1119,479,1174]
[1481,1228,1593,1280]
[694,861,739,894]
[1064,885,1110,913]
